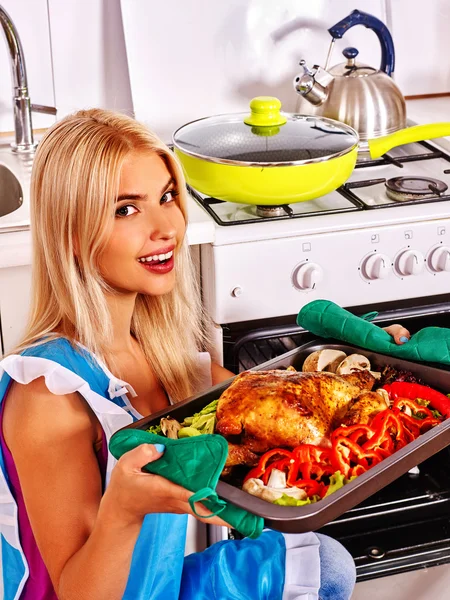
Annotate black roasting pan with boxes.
[114,341,450,533]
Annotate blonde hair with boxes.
[13,109,210,402]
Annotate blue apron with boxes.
[0,339,290,599]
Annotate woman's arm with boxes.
[211,361,235,385]
[2,377,226,600]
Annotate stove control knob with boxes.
[361,253,391,280]
[395,250,424,276]
[293,262,323,291]
[428,246,450,273]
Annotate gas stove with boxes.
[196,137,450,327]
[192,140,450,225]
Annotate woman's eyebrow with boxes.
[116,178,176,203]
[116,193,147,202]
[160,177,176,195]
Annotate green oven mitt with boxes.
[109,429,264,539]
[297,299,450,365]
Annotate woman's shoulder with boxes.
[2,339,101,448]
[3,369,97,452]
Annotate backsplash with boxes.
[0,0,448,140]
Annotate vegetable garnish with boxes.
[383,382,450,419]
[243,387,446,506]
[146,399,219,439]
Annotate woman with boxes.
[0,109,356,600]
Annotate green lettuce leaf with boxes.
[147,424,162,435]
[274,495,315,507]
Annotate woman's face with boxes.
[98,151,186,297]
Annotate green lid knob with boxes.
[244,96,287,128]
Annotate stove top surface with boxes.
[191,140,450,226]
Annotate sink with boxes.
[0,164,23,218]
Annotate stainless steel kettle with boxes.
[293,9,406,143]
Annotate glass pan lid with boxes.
[173,112,359,166]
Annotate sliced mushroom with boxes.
[242,474,307,503]
[160,416,182,439]
[376,388,391,408]
[336,354,371,375]
[302,349,347,373]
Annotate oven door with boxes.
[217,298,450,581]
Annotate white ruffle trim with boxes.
[282,532,321,600]
[0,354,134,483]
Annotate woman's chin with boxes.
[138,279,176,297]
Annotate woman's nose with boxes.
[148,208,177,241]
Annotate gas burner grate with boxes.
[189,187,362,226]
[342,180,450,209]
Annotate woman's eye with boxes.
[115,204,138,218]
[160,189,179,205]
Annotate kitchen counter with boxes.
[406,96,450,150]
[406,96,450,125]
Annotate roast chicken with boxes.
[341,390,389,426]
[216,369,378,462]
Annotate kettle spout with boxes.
[293,60,332,106]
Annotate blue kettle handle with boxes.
[328,9,395,76]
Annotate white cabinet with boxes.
[0,264,32,355]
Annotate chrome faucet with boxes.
[0,5,56,153]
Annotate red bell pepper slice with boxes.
[349,464,367,478]
[332,424,375,446]
[332,436,382,478]
[293,478,321,497]
[393,410,421,437]
[383,382,450,419]
[392,397,434,419]
[257,448,294,472]
[243,465,264,483]
[364,409,406,452]
[293,444,331,464]
[243,448,295,483]
[297,461,334,481]
[418,416,442,433]
[261,458,292,485]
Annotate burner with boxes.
[385,176,448,202]
[256,205,293,218]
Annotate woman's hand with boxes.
[102,443,230,528]
[383,324,411,345]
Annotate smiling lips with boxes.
[137,249,174,274]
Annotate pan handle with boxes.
[368,123,450,159]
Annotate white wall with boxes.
[121,0,389,142]
[388,0,450,96]
[0,0,55,133]
[2,0,449,139]
[48,0,133,118]
[120,0,450,142]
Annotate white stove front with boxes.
[199,139,450,325]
